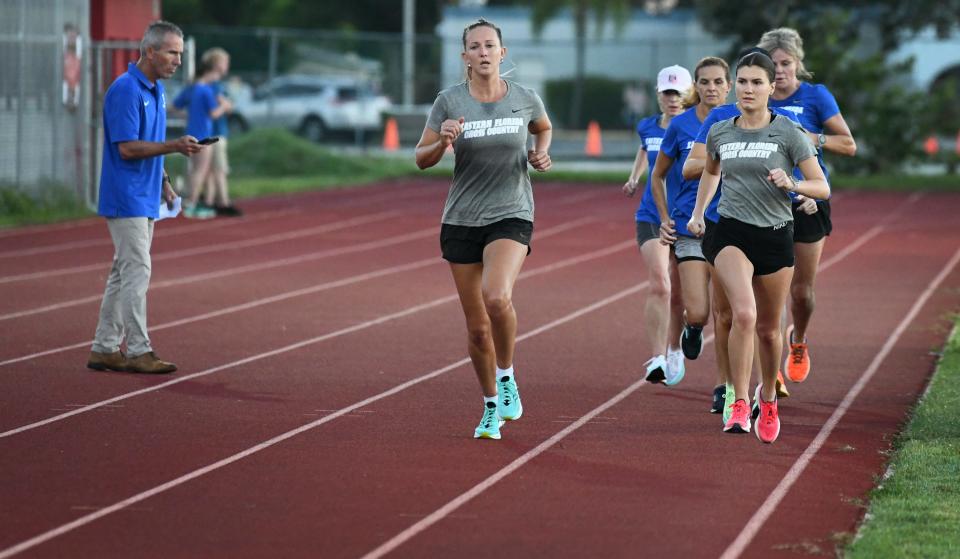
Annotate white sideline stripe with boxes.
[0,211,398,284]
[0,234,630,438]
[0,227,437,322]
[0,282,647,559]
[0,217,596,368]
[719,246,960,559]
[0,208,302,259]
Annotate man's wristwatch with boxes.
[817,132,827,147]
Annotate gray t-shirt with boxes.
[426,81,546,226]
[706,113,818,227]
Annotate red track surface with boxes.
[1,180,958,558]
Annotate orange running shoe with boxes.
[776,370,790,398]
[784,324,811,382]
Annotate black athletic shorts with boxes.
[707,216,794,276]
[440,218,533,264]
[792,198,832,243]
[702,219,718,263]
[635,220,660,247]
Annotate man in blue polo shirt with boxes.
[87,20,205,374]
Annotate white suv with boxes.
[228,75,392,142]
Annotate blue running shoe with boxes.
[474,401,503,439]
[710,384,725,414]
[498,375,523,420]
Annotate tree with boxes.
[688,0,960,172]
[527,0,631,128]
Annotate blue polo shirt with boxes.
[634,114,682,225]
[173,81,217,140]
[660,107,721,234]
[98,62,167,219]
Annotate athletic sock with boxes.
[483,395,498,406]
[497,365,514,382]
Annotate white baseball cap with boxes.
[656,65,692,93]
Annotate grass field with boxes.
[844,316,960,557]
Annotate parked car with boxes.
[227,75,392,142]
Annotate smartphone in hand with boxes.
[197,137,219,145]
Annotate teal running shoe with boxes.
[722,383,736,425]
[474,401,503,439]
[665,349,685,386]
[498,375,523,420]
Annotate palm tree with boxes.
[530,0,631,127]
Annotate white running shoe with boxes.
[644,354,667,384]
[665,349,686,386]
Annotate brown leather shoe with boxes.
[87,350,128,372]
[126,351,177,374]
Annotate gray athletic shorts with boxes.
[674,235,706,263]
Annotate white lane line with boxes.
[360,376,652,559]
[0,281,647,559]
[0,218,595,366]
[719,245,960,559]
[0,227,436,322]
[358,193,927,557]
[0,208,303,259]
[0,235,630,439]
[0,211,399,284]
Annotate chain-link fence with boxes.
[0,0,90,202]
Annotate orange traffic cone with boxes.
[383,117,400,151]
[585,120,603,157]
[923,135,939,156]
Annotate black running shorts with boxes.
[440,218,533,264]
[708,216,795,276]
[792,199,832,243]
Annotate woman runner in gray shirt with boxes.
[415,18,553,440]
[688,52,828,443]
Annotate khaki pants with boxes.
[92,217,154,356]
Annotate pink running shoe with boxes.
[723,399,751,434]
[755,389,781,444]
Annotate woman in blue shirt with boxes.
[758,28,857,384]
[623,65,692,387]
[649,56,730,411]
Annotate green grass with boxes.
[845,316,960,558]
[0,182,94,228]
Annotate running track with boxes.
[1,179,958,558]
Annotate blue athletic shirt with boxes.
[98,62,167,219]
[210,81,229,137]
[635,114,682,224]
[660,107,721,234]
[174,81,217,140]
[695,104,808,206]
[768,82,840,181]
